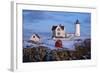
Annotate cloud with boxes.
[23,10,48,24]
[23,10,91,37]
[23,10,90,25]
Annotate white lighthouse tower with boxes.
[75,20,80,37]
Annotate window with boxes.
[57,32,60,35]
[33,36,35,38]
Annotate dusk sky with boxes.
[23,10,91,39]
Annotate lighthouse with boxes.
[75,20,80,37]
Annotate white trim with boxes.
[11,1,17,71]
[15,0,97,9]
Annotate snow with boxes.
[23,35,90,51]
[42,39,75,50]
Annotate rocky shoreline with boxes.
[23,39,91,62]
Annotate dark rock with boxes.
[49,49,71,61]
[23,39,91,62]
[73,38,91,59]
[83,39,91,51]
[23,46,50,62]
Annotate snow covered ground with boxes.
[23,35,90,51]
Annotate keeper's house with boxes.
[52,24,66,38]
[29,33,40,43]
